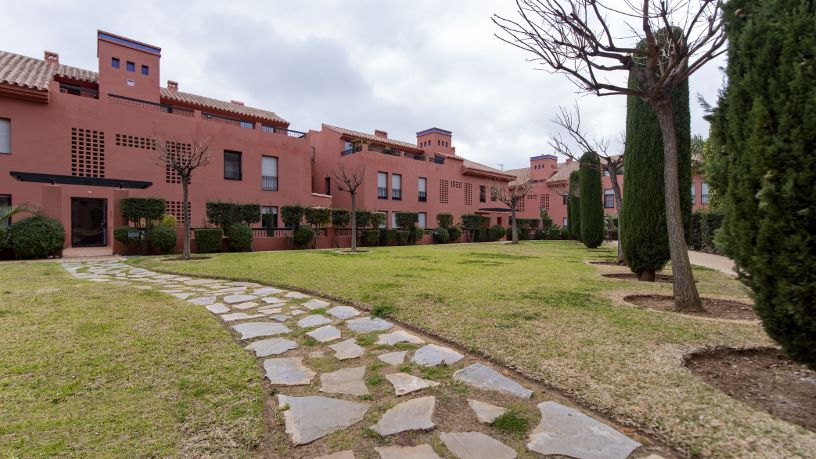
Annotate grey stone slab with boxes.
[285,291,310,299]
[298,315,333,328]
[262,296,286,304]
[189,296,217,306]
[329,339,365,360]
[232,301,260,310]
[307,325,342,343]
[205,303,230,314]
[319,366,368,396]
[184,279,221,286]
[288,308,306,315]
[264,357,315,385]
[453,364,532,398]
[271,314,290,322]
[171,292,195,300]
[315,452,356,459]
[221,312,265,322]
[378,351,408,366]
[526,401,641,459]
[346,317,394,333]
[226,281,264,287]
[467,399,507,424]
[232,321,291,340]
[245,338,298,357]
[411,344,464,366]
[326,306,360,320]
[371,396,435,436]
[440,432,517,459]
[254,286,284,296]
[385,373,440,396]
[258,306,282,314]
[223,294,259,304]
[302,298,331,310]
[376,330,425,346]
[277,395,369,445]
[374,445,440,459]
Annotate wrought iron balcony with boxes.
[262,176,278,191]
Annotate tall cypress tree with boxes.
[579,152,604,248]
[568,170,582,241]
[716,0,816,367]
[620,39,692,281]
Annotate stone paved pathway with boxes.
[62,260,666,459]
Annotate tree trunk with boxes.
[511,206,519,244]
[182,179,191,260]
[350,193,357,253]
[639,270,656,282]
[608,167,624,264]
[653,98,702,312]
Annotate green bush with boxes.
[560,227,571,239]
[434,227,450,244]
[194,228,223,253]
[0,226,9,251]
[122,198,166,228]
[238,204,261,225]
[331,209,350,227]
[281,205,305,228]
[690,209,725,254]
[159,214,177,228]
[449,227,463,242]
[395,230,410,246]
[579,152,605,248]
[354,210,372,229]
[412,228,424,244]
[148,225,177,254]
[227,223,252,252]
[436,213,454,229]
[568,171,581,241]
[382,229,397,245]
[206,201,238,229]
[293,225,314,249]
[371,212,387,230]
[489,225,506,241]
[395,212,418,230]
[534,229,545,240]
[460,214,488,231]
[9,215,65,259]
[363,229,380,246]
[305,207,332,228]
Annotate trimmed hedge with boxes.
[489,225,506,241]
[331,209,351,227]
[238,204,261,225]
[461,214,488,231]
[579,151,605,248]
[227,223,253,252]
[148,225,177,254]
[395,212,418,230]
[396,230,410,246]
[195,228,223,253]
[690,209,724,254]
[355,210,372,229]
[382,229,397,245]
[9,215,65,259]
[281,205,305,228]
[371,212,387,230]
[122,198,165,227]
[412,228,424,244]
[305,207,331,228]
[293,225,314,249]
[434,227,450,244]
[364,229,380,246]
[206,201,237,229]
[449,227,463,242]
[436,213,454,229]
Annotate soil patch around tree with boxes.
[588,260,621,266]
[601,272,674,283]
[623,294,756,321]
[161,256,212,261]
[685,348,816,432]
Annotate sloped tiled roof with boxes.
[462,159,515,180]
[323,124,423,152]
[505,166,531,187]
[0,50,97,91]
[159,88,287,125]
[546,161,579,184]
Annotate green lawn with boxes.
[131,240,816,457]
[0,262,264,458]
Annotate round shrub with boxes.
[412,228,424,244]
[281,205,305,228]
[160,214,177,228]
[434,227,450,244]
[489,225,506,241]
[0,226,9,251]
[227,223,252,252]
[436,213,454,229]
[534,229,546,240]
[331,209,351,227]
[195,228,223,253]
[449,227,463,242]
[396,230,410,246]
[9,215,65,259]
[364,229,380,246]
[293,225,314,249]
[382,229,397,245]
[148,225,177,254]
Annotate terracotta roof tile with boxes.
[546,161,579,184]
[0,50,97,91]
[323,124,422,151]
[462,159,515,180]
[160,88,288,125]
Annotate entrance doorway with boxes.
[71,198,107,247]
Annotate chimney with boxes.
[167,80,178,91]
[566,158,573,164]
[44,51,59,64]
[374,129,388,138]
[230,100,245,106]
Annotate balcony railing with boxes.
[419,191,427,202]
[108,93,194,117]
[392,189,402,200]
[261,125,307,138]
[432,155,445,165]
[406,152,426,161]
[203,112,254,128]
[377,187,388,199]
[59,82,99,99]
[262,176,278,191]
[341,146,363,156]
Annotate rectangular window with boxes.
[325,177,332,195]
[239,120,254,129]
[418,212,427,228]
[141,65,149,75]
[378,212,387,229]
[691,183,697,204]
[126,61,135,72]
[490,187,497,202]
[0,195,10,228]
[604,189,615,208]
[563,217,568,226]
[390,211,397,229]
[701,183,710,205]
[261,155,278,190]
[261,206,279,228]
[111,57,120,68]
[224,151,242,180]
[392,173,402,200]
[479,185,486,203]
[418,177,427,202]
[563,194,568,205]
[377,172,388,199]
[0,118,10,154]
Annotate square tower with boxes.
[416,127,454,156]
[96,30,161,103]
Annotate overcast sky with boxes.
[0,0,726,170]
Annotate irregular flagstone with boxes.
[189,296,217,306]
[254,286,284,296]
[285,291,309,299]
[376,329,425,346]
[385,372,440,396]
[258,306,282,314]
[288,308,305,315]
[326,305,360,320]
[232,321,291,340]
[346,317,394,333]
[372,396,436,436]
[277,395,368,445]
[374,445,440,459]
[302,298,331,310]
[232,301,260,310]
[453,364,532,398]
[171,292,194,300]
[264,357,315,385]
[315,452,356,459]
[378,351,408,366]
[185,279,221,286]
[526,401,641,459]
[440,432,517,459]
[262,296,286,304]
[226,281,263,288]
[205,303,230,314]
[223,294,259,304]
[245,338,298,357]
[329,338,365,360]
[271,314,290,322]
[298,315,333,328]
[411,344,464,366]
[307,325,342,343]
[221,312,265,322]
[319,366,368,396]
[467,399,507,424]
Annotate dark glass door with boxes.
[71,198,107,247]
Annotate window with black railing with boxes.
[378,187,388,199]
[262,176,278,191]
[392,189,402,200]
[479,185,486,203]
[418,191,427,202]
[59,82,99,99]
[224,151,242,180]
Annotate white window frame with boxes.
[418,212,427,228]
[261,155,278,191]
[0,118,10,154]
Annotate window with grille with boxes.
[465,182,473,205]
[392,174,402,200]
[378,172,388,199]
[604,189,615,208]
[224,151,242,180]
[262,156,278,191]
[540,194,550,210]
[479,185,486,203]
[262,206,279,228]
[115,133,156,150]
[71,128,105,177]
[439,180,449,204]
[418,177,427,202]
[164,141,191,184]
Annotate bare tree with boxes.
[491,177,534,244]
[333,165,366,253]
[550,103,624,263]
[154,133,211,260]
[494,0,726,312]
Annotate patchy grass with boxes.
[365,374,385,386]
[0,262,264,458]
[130,241,816,457]
[371,304,396,318]
[490,409,530,436]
